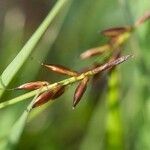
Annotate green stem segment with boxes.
[106,69,123,150]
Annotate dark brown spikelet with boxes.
[135,11,150,27]
[91,55,132,74]
[32,85,65,108]
[16,81,49,90]
[51,85,65,99]
[101,26,132,38]
[32,91,54,108]
[73,77,89,109]
[80,44,110,59]
[42,64,78,76]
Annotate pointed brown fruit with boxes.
[51,85,65,99]
[135,11,150,27]
[32,85,65,108]
[42,64,78,76]
[16,81,49,90]
[101,26,132,38]
[80,44,110,59]
[73,77,89,109]
[32,91,54,108]
[92,55,132,74]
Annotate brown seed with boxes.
[101,26,132,38]
[16,81,49,90]
[135,11,150,27]
[91,55,132,74]
[80,44,110,59]
[73,77,89,109]
[42,64,78,76]
[32,85,65,108]
[51,85,65,99]
[32,91,54,108]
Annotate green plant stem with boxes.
[0,55,131,109]
[106,69,123,150]
[5,93,40,150]
[0,0,70,97]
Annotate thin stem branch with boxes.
[0,55,131,109]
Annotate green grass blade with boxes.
[5,93,39,150]
[105,69,123,150]
[0,0,69,97]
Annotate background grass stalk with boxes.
[5,93,40,150]
[105,69,123,150]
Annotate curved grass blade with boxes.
[5,93,39,150]
[0,0,70,98]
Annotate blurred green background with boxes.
[0,0,150,150]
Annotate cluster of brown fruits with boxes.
[11,11,150,109]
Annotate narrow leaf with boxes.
[0,0,70,97]
[5,93,39,149]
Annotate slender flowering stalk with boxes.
[0,11,147,110]
[80,27,132,60]
[80,12,150,61]
[0,55,132,109]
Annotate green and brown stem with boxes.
[0,55,132,109]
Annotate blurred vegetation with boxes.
[0,0,150,150]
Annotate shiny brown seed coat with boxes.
[135,11,150,27]
[80,45,110,59]
[32,91,54,108]
[51,85,65,99]
[73,77,89,108]
[42,64,78,76]
[33,85,65,108]
[16,81,49,90]
[101,26,132,38]
[91,55,132,74]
